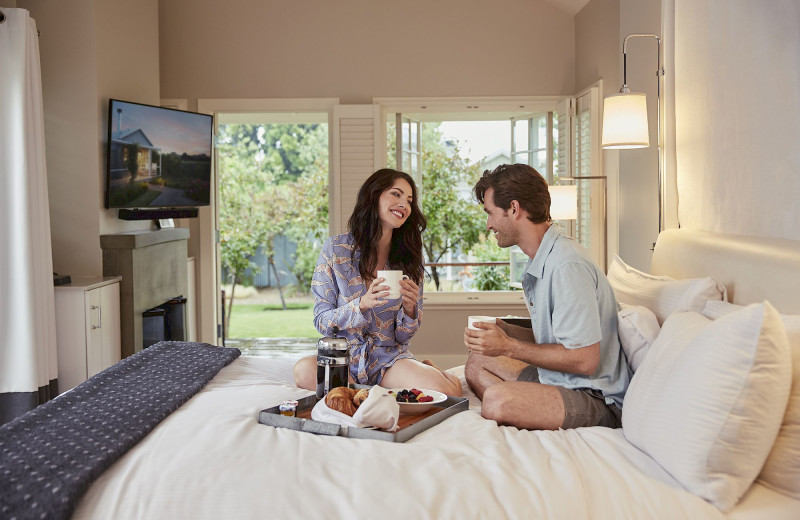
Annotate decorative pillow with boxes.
[702,300,800,500]
[617,304,660,372]
[622,302,791,511]
[607,255,726,324]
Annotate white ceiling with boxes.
[543,0,591,16]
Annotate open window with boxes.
[378,94,604,302]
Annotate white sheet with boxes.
[71,356,737,520]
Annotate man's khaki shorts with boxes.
[517,365,622,429]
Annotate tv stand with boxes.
[117,208,199,220]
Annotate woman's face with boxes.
[377,177,414,232]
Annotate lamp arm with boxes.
[621,33,665,245]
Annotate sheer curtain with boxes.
[0,8,58,425]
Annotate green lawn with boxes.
[227,303,318,338]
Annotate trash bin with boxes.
[142,307,166,349]
[160,296,187,342]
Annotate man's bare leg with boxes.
[480,381,565,430]
[465,352,529,399]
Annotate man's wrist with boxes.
[506,337,534,362]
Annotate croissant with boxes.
[325,386,357,416]
[353,388,370,407]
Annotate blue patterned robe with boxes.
[311,233,423,384]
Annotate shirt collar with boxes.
[524,224,562,279]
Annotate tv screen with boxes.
[105,99,212,209]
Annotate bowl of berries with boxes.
[387,388,448,415]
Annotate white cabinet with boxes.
[54,276,121,392]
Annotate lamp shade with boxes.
[549,185,578,221]
[602,92,649,149]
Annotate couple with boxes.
[295,164,631,430]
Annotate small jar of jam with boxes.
[279,400,298,417]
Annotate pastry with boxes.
[353,388,369,407]
[325,386,357,416]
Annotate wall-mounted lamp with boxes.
[602,33,665,249]
[548,185,578,221]
[557,176,608,271]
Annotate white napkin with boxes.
[311,386,399,431]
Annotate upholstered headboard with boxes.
[651,229,800,314]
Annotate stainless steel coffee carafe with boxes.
[316,327,349,399]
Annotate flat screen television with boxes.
[105,99,212,218]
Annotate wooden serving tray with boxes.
[258,390,468,443]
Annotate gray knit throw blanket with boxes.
[0,341,240,520]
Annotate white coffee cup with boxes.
[468,315,497,330]
[377,270,409,299]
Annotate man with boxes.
[464,164,630,430]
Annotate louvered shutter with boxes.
[556,98,572,183]
[573,87,604,267]
[332,105,380,234]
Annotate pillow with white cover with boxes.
[702,300,800,500]
[607,255,726,324]
[622,302,791,511]
[617,304,660,372]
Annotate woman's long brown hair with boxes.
[347,169,427,285]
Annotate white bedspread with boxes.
[70,357,789,520]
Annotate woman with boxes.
[293,168,462,396]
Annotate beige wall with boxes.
[158,0,576,103]
[575,0,619,93]
[19,0,160,278]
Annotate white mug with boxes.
[377,270,409,299]
[468,315,497,330]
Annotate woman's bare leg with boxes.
[293,355,316,391]
[422,359,463,394]
[380,358,463,396]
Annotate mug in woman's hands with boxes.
[377,270,408,299]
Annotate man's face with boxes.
[483,188,517,248]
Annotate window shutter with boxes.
[332,105,380,234]
[573,86,604,267]
[556,99,572,183]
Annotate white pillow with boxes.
[702,300,800,500]
[622,302,791,511]
[607,255,726,325]
[617,304,660,372]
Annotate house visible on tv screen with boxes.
[107,100,211,208]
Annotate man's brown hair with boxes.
[473,163,551,224]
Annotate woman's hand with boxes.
[399,277,419,318]
[359,277,390,313]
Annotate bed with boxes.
[3,229,799,520]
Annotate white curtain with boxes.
[0,8,58,425]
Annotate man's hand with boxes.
[464,322,513,357]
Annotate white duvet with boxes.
[71,357,793,520]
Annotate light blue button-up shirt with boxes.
[522,225,630,408]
